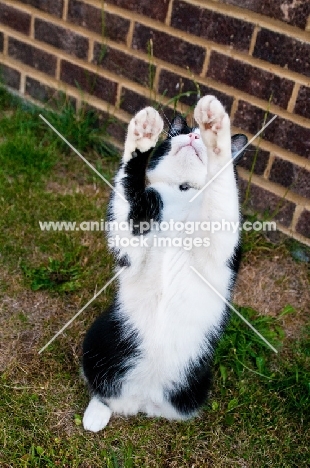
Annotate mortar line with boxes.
[201,46,211,78]
[291,204,305,231]
[63,0,69,21]
[229,97,239,122]
[3,33,8,55]
[249,25,259,56]
[287,82,300,114]
[19,72,26,95]
[165,0,174,26]
[88,37,94,63]
[263,152,275,180]
[30,13,35,39]
[126,19,135,48]
[115,82,122,109]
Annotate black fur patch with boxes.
[166,350,213,415]
[118,254,131,268]
[148,139,171,170]
[179,183,191,191]
[122,148,163,235]
[231,134,248,165]
[106,190,115,222]
[83,302,141,398]
[227,242,242,276]
[168,114,192,137]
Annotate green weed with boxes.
[21,254,82,292]
[215,306,284,380]
[42,101,119,158]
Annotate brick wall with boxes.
[0,0,309,245]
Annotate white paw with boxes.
[194,96,230,155]
[83,397,112,432]
[194,95,229,132]
[123,107,164,162]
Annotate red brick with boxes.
[8,37,57,76]
[68,0,129,43]
[269,157,310,199]
[158,69,233,112]
[253,29,310,78]
[22,0,64,18]
[0,64,21,89]
[0,4,31,35]
[60,60,117,104]
[296,209,310,238]
[233,101,310,160]
[233,101,274,134]
[35,18,89,59]
[269,158,293,189]
[120,88,150,115]
[238,178,296,227]
[85,104,126,142]
[207,52,294,109]
[132,24,205,74]
[237,145,270,176]
[171,1,253,52]
[105,0,169,22]
[93,44,154,87]
[25,76,77,110]
[294,86,310,120]
[220,0,310,29]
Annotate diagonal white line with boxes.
[189,115,278,203]
[38,267,125,354]
[190,266,278,354]
[39,114,126,202]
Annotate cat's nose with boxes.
[188,133,200,143]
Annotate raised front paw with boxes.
[124,107,164,162]
[194,96,230,155]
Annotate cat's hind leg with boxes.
[83,396,112,432]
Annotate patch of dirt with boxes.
[0,267,84,372]
[45,180,109,198]
[233,253,309,337]
[0,289,64,372]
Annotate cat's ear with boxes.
[168,114,188,137]
[231,134,248,165]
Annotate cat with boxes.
[82,95,248,432]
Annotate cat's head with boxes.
[147,114,247,192]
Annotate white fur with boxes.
[83,396,112,432]
[83,96,239,431]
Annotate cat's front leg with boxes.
[123,107,164,163]
[194,95,232,176]
[193,96,240,260]
[119,107,164,234]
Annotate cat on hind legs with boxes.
[82,95,247,432]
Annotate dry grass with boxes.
[234,253,310,337]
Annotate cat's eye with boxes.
[179,183,191,191]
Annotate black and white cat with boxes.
[82,95,247,432]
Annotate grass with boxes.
[0,85,309,467]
